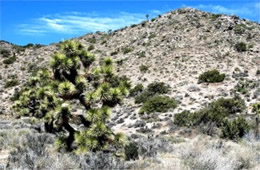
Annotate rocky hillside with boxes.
[1,7,260,169]
[1,7,260,113]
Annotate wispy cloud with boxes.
[195,4,252,15]
[188,2,260,22]
[18,12,148,36]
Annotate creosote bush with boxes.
[0,49,11,57]
[235,42,247,52]
[174,96,249,140]
[3,56,16,65]
[139,96,177,114]
[221,117,250,140]
[139,64,149,73]
[13,40,131,153]
[198,69,225,83]
[4,79,19,88]
[135,82,170,104]
[129,84,144,97]
[124,142,139,160]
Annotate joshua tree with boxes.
[13,40,131,153]
[253,102,260,138]
[146,14,149,21]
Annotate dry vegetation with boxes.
[0,7,260,169]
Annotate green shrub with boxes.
[87,36,96,43]
[234,24,246,34]
[147,82,170,94]
[137,51,145,58]
[4,79,19,88]
[135,82,170,103]
[130,24,137,28]
[3,56,16,65]
[174,97,246,127]
[235,42,247,52]
[148,33,156,39]
[174,111,191,126]
[129,84,144,97]
[174,97,248,140]
[23,43,34,48]
[221,117,250,140]
[210,14,221,20]
[125,142,139,161]
[122,47,133,54]
[110,51,118,56]
[252,102,260,115]
[198,69,225,83]
[139,96,177,114]
[0,49,11,58]
[139,64,149,73]
[87,44,94,51]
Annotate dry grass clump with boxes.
[137,135,260,170]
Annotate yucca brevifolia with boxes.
[253,102,260,138]
[13,40,130,152]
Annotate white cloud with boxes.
[18,12,146,35]
[187,2,260,22]
[150,10,161,14]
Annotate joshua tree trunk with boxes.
[255,116,259,139]
[63,122,76,151]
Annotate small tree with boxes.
[198,70,225,83]
[13,40,131,153]
[145,14,149,21]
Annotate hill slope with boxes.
[1,8,259,115]
[1,7,260,169]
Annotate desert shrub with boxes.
[174,97,245,126]
[194,97,245,126]
[139,96,177,114]
[34,44,44,48]
[124,142,139,161]
[135,82,170,103]
[122,47,133,54]
[221,117,250,140]
[146,82,170,94]
[210,14,221,20]
[130,24,137,28]
[87,36,96,43]
[235,42,247,52]
[135,91,154,104]
[174,97,248,140]
[110,51,118,56]
[129,84,144,97]
[23,43,34,48]
[0,49,11,57]
[211,97,246,114]
[4,79,19,88]
[87,44,94,51]
[139,64,149,73]
[198,69,225,83]
[148,33,156,39]
[234,24,246,34]
[13,40,130,153]
[174,111,191,126]
[3,56,16,65]
[252,102,260,115]
[137,51,145,58]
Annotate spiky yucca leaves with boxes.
[13,40,130,153]
[253,102,260,115]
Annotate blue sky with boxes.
[1,0,259,45]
